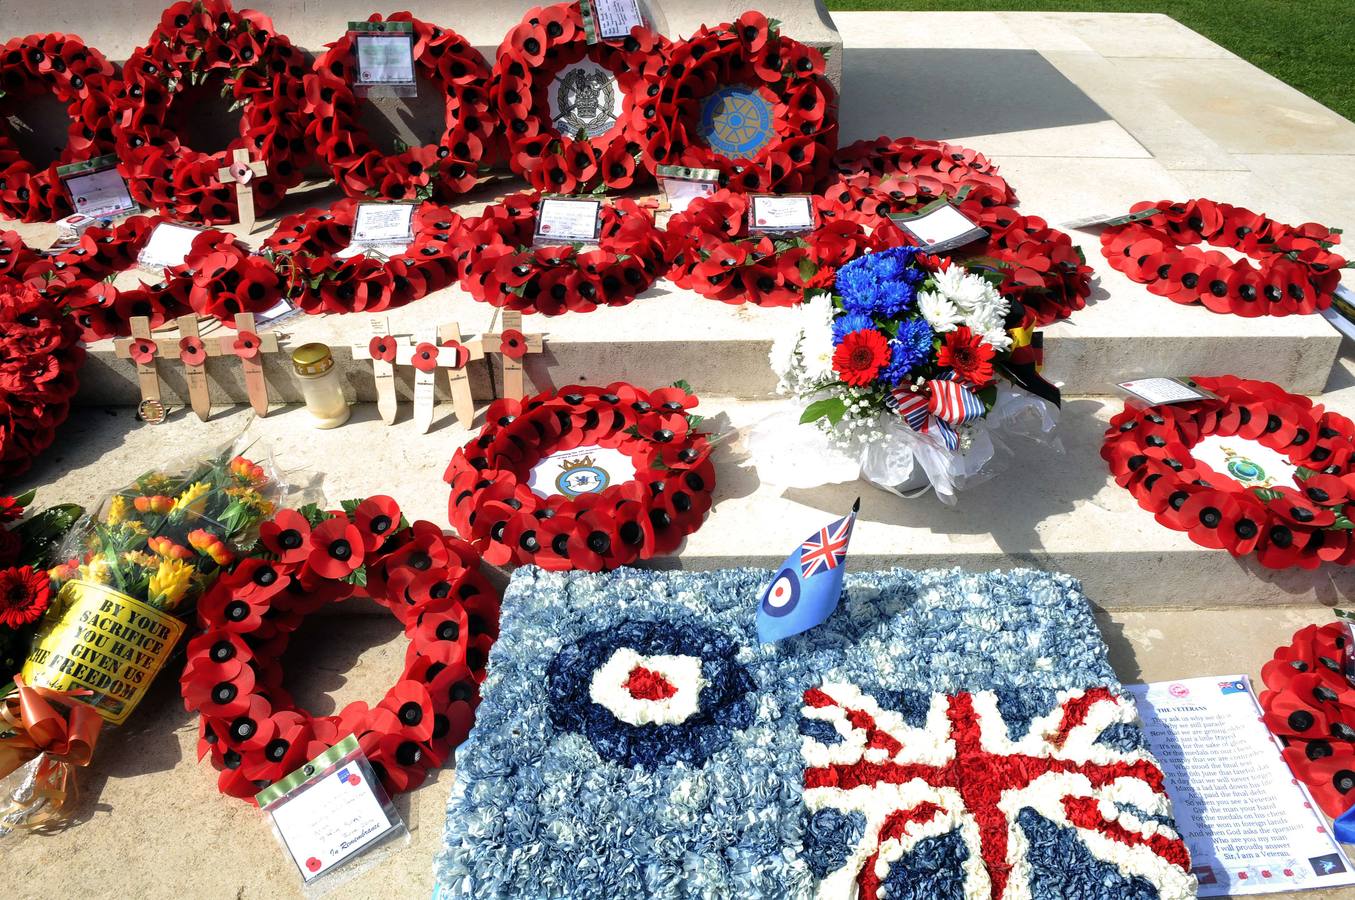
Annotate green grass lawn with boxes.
[824,1,1355,122]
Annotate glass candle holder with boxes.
[291,342,350,428]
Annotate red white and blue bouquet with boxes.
[755,246,1060,502]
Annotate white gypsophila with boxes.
[917,289,962,333]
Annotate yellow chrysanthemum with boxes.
[107,494,132,525]
[226,487,275,516]
[172,481,212,518]
[148,558,194,610]
[78,557,111,585]
[122,550,157,569]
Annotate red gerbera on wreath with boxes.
[492,2,668,194]
[832,329,890,386]
[0,277,85,481]
[1102,375,1355,571]
[1101,198,1347,316]
[444,383,717,571]
[0,32,118,223]
[307,13,496,201]
[181,496,500,801]
[112,0,309,224]
[449,192,667,315]
[639,11,837,192]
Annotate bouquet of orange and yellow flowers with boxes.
[22,442,284,725]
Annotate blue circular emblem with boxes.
[1226,457,1265,484]
[698,85,774,158]
[555,463,610,497]
[760,568,800,618]
[546,619,756,770]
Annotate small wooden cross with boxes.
[207,312,280,416]
[216,147,268,234]
[438,322,485,427]
[351,320,485,430]
[113,316,166,422]
[477,310,543,401]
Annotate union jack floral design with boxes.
[800,682,1196,899]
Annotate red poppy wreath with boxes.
[0,33,118,223]
[181,496,501,801]
[640,11,837,192]
[112,0,308,224]
[1100,198,1348,317]
[1259,622,1355,817]
[828,135,1018,214]
[0,277,85,482]
[307,14,495,201]
[0,230,39,280]
[450,192,667,315]
[666,188,883,306]
[444,383,717,571]
[492,2,667,194]
[263,199,463,314]
[1102,375,1355,570]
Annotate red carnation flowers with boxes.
[449,192,667,315]
[1102,375,1355,570]
[640,11,838,192]
[492,2,667,194]
[445,383,717,571]
[833,329,889,386]
[307,14,496,201]
[0,33,118,222]
[0,277,86,481]
[112,0,309,224]
[182,496,501,801]
[1101,198,1347,316]
[0,565,51,628]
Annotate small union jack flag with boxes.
[800,512,855,579]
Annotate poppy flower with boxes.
[232,331,262,360]
[260,508,312,565]
[355,495,402,552]
[412,342,440,373]
[307,516,365,579]
[179,335,207,366]
[500,329,527,359]
[128,337,159,365]
[441,339,470,369]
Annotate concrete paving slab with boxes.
[992,11,1099,55]
[1234,154,1355,237]
[1048,12,1238,61]
[1117,57,1355,157]
[834,10,1029,50]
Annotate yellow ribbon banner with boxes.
[21,580,186,726]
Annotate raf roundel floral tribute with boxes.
[492,2,667,194]
[306,14,496,201]
[1102,375,1355,570]
[449,193,668,315]
[0,278,86,481]
[181,495,500,801]
[640,12,838,193]
[1100,198,1348,317]
[444,383,717,571]
[0,33,118,223]
[1259,621,1355,818]
[758,246,1059,502]
[111,0,309,224]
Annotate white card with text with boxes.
[1117,377,1215,406]
[63,166,136,218]
[352,203,415,245]
[592,0,645,38]
[534,198,603,245]
[662,177,717,214]
[136,222,202,270]
[890,203,987,253]
[355,33,415,85]
[749,195,815,233]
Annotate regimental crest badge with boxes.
[556,455,610,496]
[1219,445,1273,488]
[553,63,619,139]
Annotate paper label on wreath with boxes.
[57,155,136,218]
[656,165,719,214]
[1117,376,1217,406]
[353,32,415,95]
[583,0,645,42]
[350,202,415,251]
[1191,434,1296,490]
[749,195,815,234]
[699,85,775,158]
[549,60,622,139]
[21,580,186,726]
[534,197,603,246]
[136,222,202,271]
[888,201,988,254]
[1321,284,1355,340]
[261,736,400,883]
[528,446,636,499]
[1062,208,1162,230]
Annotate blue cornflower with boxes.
[879,316,935,384]
[831,311,874,345]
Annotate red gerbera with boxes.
[936,326,996,388]
[832,329,890,387]
[0,566,52,628]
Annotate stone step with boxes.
[22,368,1355,611]
[13,175,1336,408]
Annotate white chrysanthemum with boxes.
[798,295,838,381]
[982,327,1014,352]
[917,290,962,332]
[768,324,801,381]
